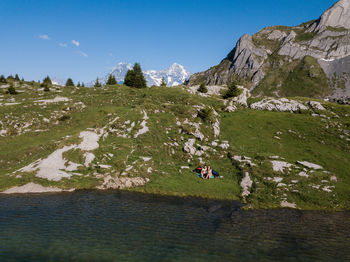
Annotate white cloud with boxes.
[39,34,50,40]
[78,51,88,57]
[72,40,80,47]
[59,43,67,47]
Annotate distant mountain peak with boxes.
[144,63,191,87]
[89,63,191,87]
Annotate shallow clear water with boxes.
[1,191,349,262]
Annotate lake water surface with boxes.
[1,191,349,261]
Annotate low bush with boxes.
[6,85,17,95]
[198,108,213,122]
[198,82,208,93]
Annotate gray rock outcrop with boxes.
[186,0,350,99]
[186,34,268,86]
[312,0,350,32]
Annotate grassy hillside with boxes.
[0,81,349,210]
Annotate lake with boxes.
[1,191,349,261]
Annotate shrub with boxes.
[198,108,213,122]
[198,82,208,93]
[223,82,242,99]
[44,85,50,92]
[7,85,17,95]
[59,115,71,121]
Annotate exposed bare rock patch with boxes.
[241,172,253,198]
[98,175,149,189]
[251,98,308,112]
[297,161,323,170]
[271,161,293,173]
[281,201,297,209]
[2,183,74,194]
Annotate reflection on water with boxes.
[1,191,349,261]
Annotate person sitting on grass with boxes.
[200,165,207,179]
[205,166,213,179]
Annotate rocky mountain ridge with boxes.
[186,0,350,99]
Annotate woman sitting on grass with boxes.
[205,166,213,179]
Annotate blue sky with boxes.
[0,0,336,83]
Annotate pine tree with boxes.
[198,82,208,93]
[94,77,101,87]
[133,63,142,75]
[133,74,147,89]
[160,77,166,87]
[7,75,14,80]
[124,69,135,87]
[223,82,242,99]
[65,78,74,87]
[77,82,81,87]
[15,74,20,81]
[0,75,6,83]
[82,82,85,87]
[124,63,147,88]
[133,63,147,88]
[106,74,117,85]
[43,76,52,86]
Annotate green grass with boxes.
[326,26,347,32]
[294,30,317,42]
[252,54,299,97]
[254,55,332,98]
[280,56,331,98]
[1,82,350,210]
[220,109,350,210]
[132,169,241,200]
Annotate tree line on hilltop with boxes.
[1,62,171,93]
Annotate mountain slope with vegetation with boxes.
[186,0,350,100]
[0,76,349,211]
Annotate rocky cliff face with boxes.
[186,0,350,99]
[311,0,350,32]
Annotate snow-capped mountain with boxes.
[90,62,191,87]
[144,63,191,87]
[51,77,66,86]
[107,62,133,83]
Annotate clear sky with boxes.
[0,0,336,83]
